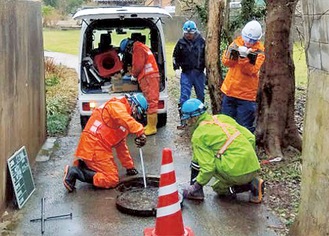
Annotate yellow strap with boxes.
[200,116,241,158]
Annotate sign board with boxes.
[7,146,35,209]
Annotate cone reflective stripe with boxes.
[144,148,194,236]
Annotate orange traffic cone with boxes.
[144,148,194,236]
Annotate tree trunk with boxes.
[289,0,329,234]
[256,0,302,158]
[205,0,224,114]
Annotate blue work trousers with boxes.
[179,69,206,105]
[220,94,257,133]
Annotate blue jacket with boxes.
[172,32,206,72]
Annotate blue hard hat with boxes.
[120,38,133,53]
[181,98,207,120]
[183,20,197,34]
[125,93,148,120]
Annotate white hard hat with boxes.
[241,20,262,41]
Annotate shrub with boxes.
[45,57,77,136]
[47,114,69,135]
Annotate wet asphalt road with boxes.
[7,52,283,236]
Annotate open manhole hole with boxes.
[116,175,183,217]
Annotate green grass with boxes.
[165,42,176,78]
[43,29,308,87]
[43,28,80,55]
[293,43,308,87]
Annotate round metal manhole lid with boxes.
[115,176,183,217]
[116,187,158,217]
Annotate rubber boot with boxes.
[144,113,157,136]
[249,177,265,203]
[77,159,96,184]
[177,103,186,130]
[183,183,204,200]
[190,161,200,185]
[81,167,96,184]
[229,183,252,194]
[63,165,96,192]
[63,165,81,192]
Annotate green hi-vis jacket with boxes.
[191,113,260,186]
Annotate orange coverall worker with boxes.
[131,41,160,135]
[73,97,144,188]
[131,41,160,114]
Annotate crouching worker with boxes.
[63,94,148,192]
[181,98,264,203]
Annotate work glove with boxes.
[134,133,147,148]
[126,168,139,176]
[175,69,181,79]
[182,182,204,200]
[238,46,252,58]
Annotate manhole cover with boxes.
[116,176,160,193]
[115,176,183,217]
[116,187,158,217]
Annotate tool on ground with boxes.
[261,157,283,165]
[30,197,72,235]
[139,148,147,188]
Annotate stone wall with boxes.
[0,1,46,213]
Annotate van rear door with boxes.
[73,7,171,20]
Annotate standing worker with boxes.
[172,20,206,129]
[180,98,264,203]
[63,94,148,192]
[220,20,265,133]
[120,38,160,136]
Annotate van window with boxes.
[80,18,165,95]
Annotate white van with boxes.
[73,6,171,128]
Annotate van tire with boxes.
[80,115,90,130]
[157,113,167,128]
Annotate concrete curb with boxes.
[35,137,57,162]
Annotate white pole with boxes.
[139,148,147,188]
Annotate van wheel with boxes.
[80,115,90,130]
[157,113,167,128]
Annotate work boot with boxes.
[229,183,251,194]
[190,161,200,185]
[176,123,187,130]
[81,167,96,184]
[177,103,187,130]
[63,165,78,192]
[249,177,265,203]
[182,183,205,200]
[126,168,139,176]
[144,113,157,136]
[77,159,88,169]
[63,165,96,192]
[77,159,96,184]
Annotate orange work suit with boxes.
[131,41,160,114]
[221,36,265,101]
[74,97,144,188]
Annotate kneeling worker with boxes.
[63,94,148,192]
[181,98,264,203]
